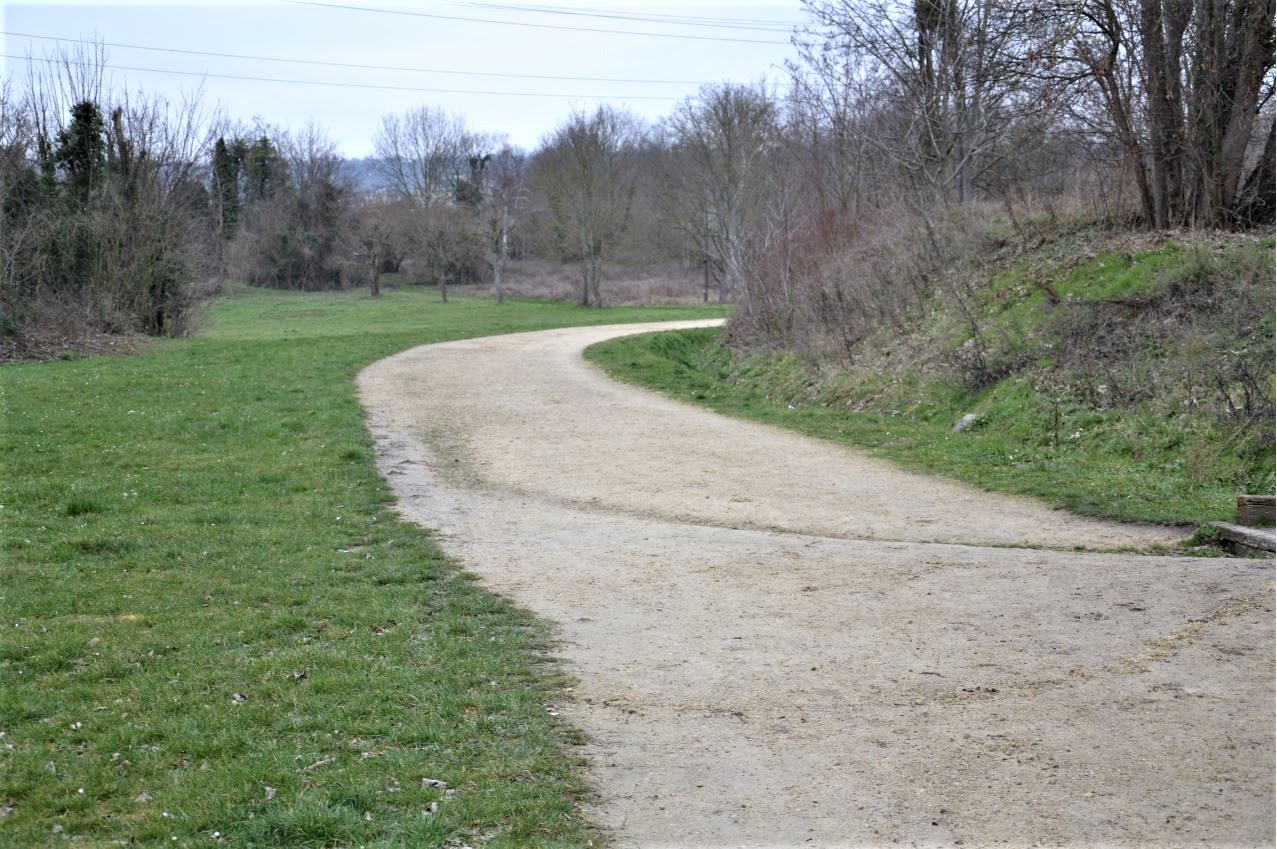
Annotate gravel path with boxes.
[358,320,1274,849]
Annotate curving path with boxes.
[358,320,1274,849]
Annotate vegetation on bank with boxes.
[1,287,726,848]
[587,229,1275,527]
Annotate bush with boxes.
[1,95,208,341]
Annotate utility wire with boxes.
[279,0,793,45]
[448,1,800,33]
[2,31,708,85]
[5,53,685,100]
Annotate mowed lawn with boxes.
[1,286,727,848]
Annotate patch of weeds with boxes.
[62,495,104,517]
[67,536,135,556]
[1178,525,1228,557]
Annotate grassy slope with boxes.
[1,285,726,848]
[587,234,1274,527]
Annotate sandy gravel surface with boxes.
[357,321,1275,849]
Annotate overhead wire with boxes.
[5,52,685,101]
[446,1,801,32]
[2,3,803,106]
[1,31,709,85]
[278,0,793,45]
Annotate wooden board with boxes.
[1236,495,1276,527]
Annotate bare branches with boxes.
[479,145,528,304]
[798,0,1069,205]
[369,107,499,302]
[1,40,227,337]
[533,106,645,308]
[1051,0,1276,227]
[667,83,779,303]
[373,106,487,205]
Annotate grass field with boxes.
[1,285,726,848]
[586,237,1274,529]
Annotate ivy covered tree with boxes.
[2,84,212,339]
[453,154,489,207]
[54,100,106,209]
[211,136,246,240]
[242,136,284,204]
[228,125,352,291]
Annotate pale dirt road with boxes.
[357,320,1275,849]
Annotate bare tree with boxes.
[533,106,644,308]
[23,40,107,165]
[478,145,526,304]
[373,106,474,201]
[799,0,1066,204]
[0,80,38,305]
[373,106,493,302]
[1058,0,1275,228]
[653,135,717,302]
[667,83,778,303]
[344,198,398,296]
[785,44,891,217]
[733,143,815,346]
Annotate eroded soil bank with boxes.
[358,321,1274,849]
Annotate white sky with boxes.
[1,1,807,156]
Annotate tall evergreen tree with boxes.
[54,100,106,209]
[242,136,283,204]
[211,136,245,239]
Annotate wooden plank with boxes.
[1236,495,1276,527]
[1208,521,1276,557]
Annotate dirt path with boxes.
[358,321,1274,849]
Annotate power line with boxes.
[462,2,801,28]
[2,31,709,85]
[279,0,794,45]
[5,53,685,101]
[448,1,801,33]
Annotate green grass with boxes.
[1,286,726,848]
[586,238,1273,528]
[1055,244,1185,300]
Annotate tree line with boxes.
[1,0,1271,342]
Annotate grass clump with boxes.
[1,286,725,847]
[587,233,1273,526]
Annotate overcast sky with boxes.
[1,1,808,156]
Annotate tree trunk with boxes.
[1091,0,1156,226]
[494,228,506,305]
[589,258,603,308]
[1109,81,1156,226]
[1231,120,1276,226]
[1140,0,1174,227]
[1193,0,1273,226]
